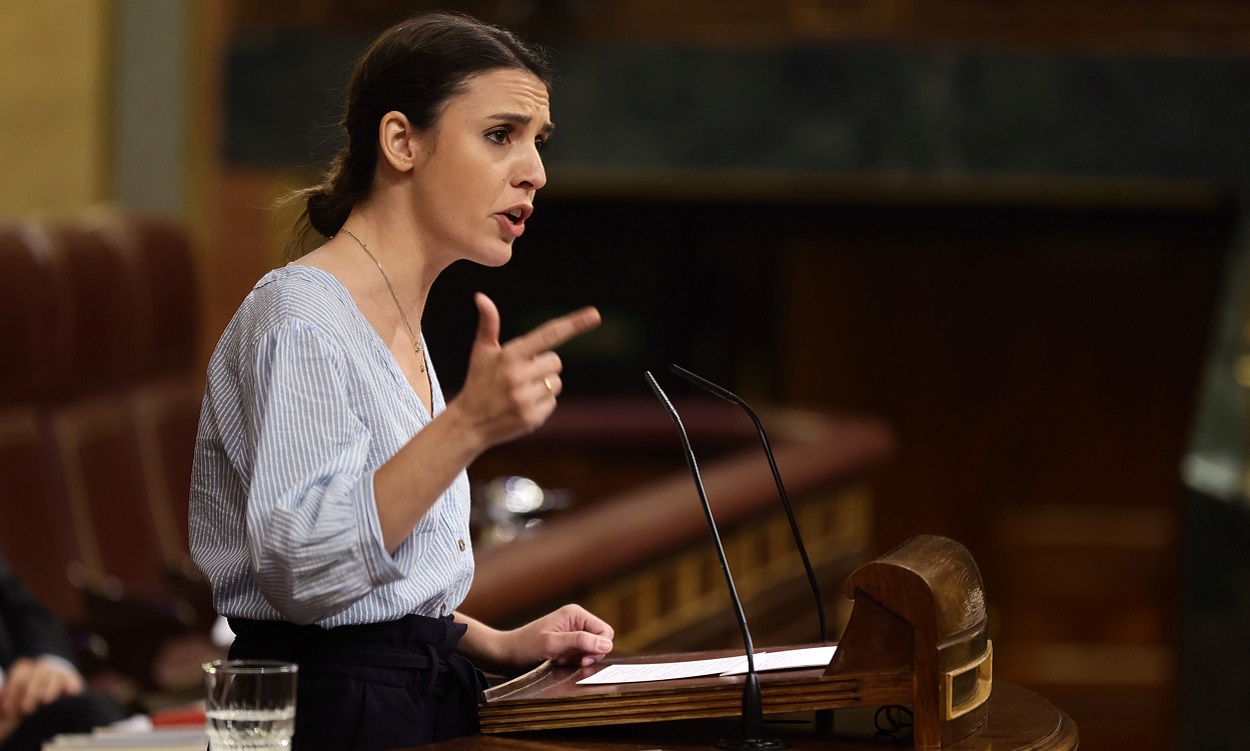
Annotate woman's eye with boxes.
[486,129,510,145]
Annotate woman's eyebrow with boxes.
[489,112,555,135]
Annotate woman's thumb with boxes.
[474,292,501,347]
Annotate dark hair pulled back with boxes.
[286,12,553,256]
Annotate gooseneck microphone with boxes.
[645,372,786,751]
[669,364,829,645]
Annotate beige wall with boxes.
[0,2,112,219]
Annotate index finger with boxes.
[559,603,614,639]
[510,306,601,357]
[577,610,614,640]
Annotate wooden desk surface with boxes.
[422,682,1077,750]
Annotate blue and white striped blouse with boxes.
[189,265,474,627]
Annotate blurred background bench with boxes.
[465,399,893,654]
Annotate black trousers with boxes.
[228,614,485,751]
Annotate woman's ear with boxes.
[378,111,419,173]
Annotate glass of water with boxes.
[203,660,298,750]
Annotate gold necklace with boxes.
[339,227,425,373]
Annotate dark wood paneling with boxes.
[780,196,1231,751]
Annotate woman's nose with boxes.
[513,146,547,192]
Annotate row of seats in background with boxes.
[0,211,222,708]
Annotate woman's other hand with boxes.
[454,292,600,448]
[508,603,615,669]
[456,604,614,676]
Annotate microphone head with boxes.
[670,364,737,404]
[645,371,683,427]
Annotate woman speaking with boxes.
[190,12,613,749]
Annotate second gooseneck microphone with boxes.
[669,364,829,645]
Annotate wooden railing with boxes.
[463,400,894,653]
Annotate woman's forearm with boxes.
[373,402,486,552]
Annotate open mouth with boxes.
[502,205,531,225]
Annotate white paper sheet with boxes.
[576,654,755,685]
[575,646,836,686]
[718,645,837,675]
[44,728,207,749]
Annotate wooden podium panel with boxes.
[424,682,1076,750]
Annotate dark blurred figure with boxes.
[1182,490,1250,751]
[0,553,124,751]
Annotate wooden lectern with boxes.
[479,535,998,748]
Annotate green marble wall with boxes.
[228,35,1250,180]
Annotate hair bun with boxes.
[306,186,348,239]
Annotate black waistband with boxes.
[227,613,468,671]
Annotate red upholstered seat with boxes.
[123,216,200,380]
[0,407,87,623]
[45,224,143,399]
[0,224,61,406]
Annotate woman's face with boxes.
[408,67,551,268]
